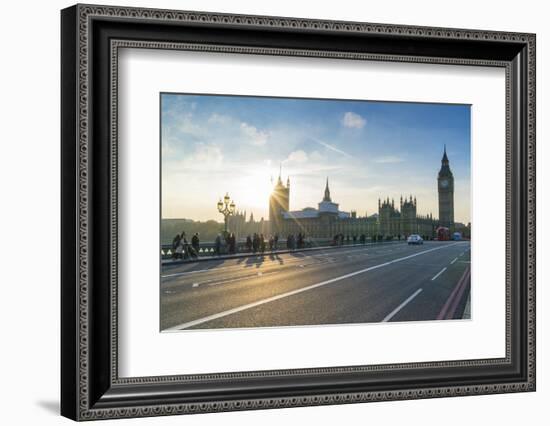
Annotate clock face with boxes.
[440,179,449,189]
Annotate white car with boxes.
[407,234,424,245]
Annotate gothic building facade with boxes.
[230,147,465,240]
[227,210,270,239]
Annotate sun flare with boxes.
[232,168,275,217]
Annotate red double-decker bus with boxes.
[436,226,451,241]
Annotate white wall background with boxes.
[0,0,546,424]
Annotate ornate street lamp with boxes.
[217,192,236,234]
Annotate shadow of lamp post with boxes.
[217,192,236,235]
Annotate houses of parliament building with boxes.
[229,147,469,240]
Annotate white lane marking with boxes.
[205,271,279,287]
[450,257,458,265]
[192,283,199,288]
[431,267,447,281]
[382,288,423,322]
[165,243,460,331]
[163,268,216,278]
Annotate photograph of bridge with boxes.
[160,93,472,331]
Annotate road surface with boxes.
[160,241,471,331]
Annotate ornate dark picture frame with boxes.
[61,4,536,421]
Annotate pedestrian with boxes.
[274,234,279,250]
[353,235,357,244]
[175,237,185,260]
[230,233,236,254]
[215,233,222,256]
[191,232,200,256]
[260,234,266,252]
[187,237,198,259]
[246,235,252,252]
[269,235,274,251]
[180,232,189,259]
[252,233,258,252]
[171,233,181,259]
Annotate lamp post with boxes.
[217,192,236,234]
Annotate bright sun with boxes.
[234,169,275,216]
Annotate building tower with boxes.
[437,145,455,229]
[323,177,331,202]
[401,195,418,237]
[269,168,290,235]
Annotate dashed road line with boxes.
[382,289,423,322]
[450,257,458,265]
[431,267,447,281]
[165,243,460,331]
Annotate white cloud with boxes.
[285,150,308,163]
[240,122,270,146]
[169,142,223,172]
[373,156,404,164]
[207,113,231,124]
[342,111,366,129]
[176,113,206,138]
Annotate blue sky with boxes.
[161,93,471,224]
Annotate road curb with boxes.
[162,240,406,266]
[437,265,471,320]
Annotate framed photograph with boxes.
[61,4,536,421]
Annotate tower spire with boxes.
[323,177,332,202]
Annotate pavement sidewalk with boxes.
[162,240,406,266]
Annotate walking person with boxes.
[255,233,261,253]
[171,233,181,259]
[215,233,222,256]
[175,237,185,260]
[260,234,266,253]
[180,232,189,259]
[191,232,200,257]
[230,233,236,254]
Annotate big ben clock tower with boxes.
[438,145,454,229]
